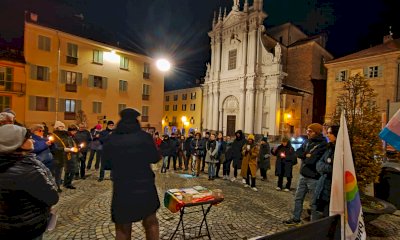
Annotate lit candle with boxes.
[48,136,54,142]
[70,147,78,153]
[80,143,84,148]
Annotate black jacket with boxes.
[75,129,92,153]
[184,136,193,153]
[272,144,296,177]
[102,123,160,223]
[296,134,327,179]
[0,153,59,239]
[231,130,246,168]
[159,139,171,157]
[190,138,204,156]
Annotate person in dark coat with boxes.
[167,132,179,170]
[177,135,186,170]
[313,125,339,219]
[31,124,54,172]
[258,136,271,181]
[230,130,246,182]
[190,132,204,176]
[87,124,102,170]
[215,132,226,178]
[98,121,114,181]
[200,131,210,172]
[223,136,233,180]
[103,108,160,240]
[0,124,59,239]
[159,135,171,173]
[183,131,194,171]
[271,136,296,191]
[74,123,92,179]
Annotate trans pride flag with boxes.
[379,108,400,151]
[330,113,366,240]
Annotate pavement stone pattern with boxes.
[44,159,400,240]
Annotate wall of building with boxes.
[23,22,164,132]
[163,87,202,135]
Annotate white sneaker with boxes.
[244,184,250,188]
[276,187,282,191]
[242,179,246,184]
[251,187,258,192]
[284,188,290,192]
[231,177,236,182]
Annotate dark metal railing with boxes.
[0,81,26,94]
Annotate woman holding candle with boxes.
[271,136,297,191]
[31,124,54,173]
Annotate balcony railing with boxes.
[142,94,150,100]
[143,72,150,79]
[66,56,78,65]
[64,112,76,120]
[0,80,26,95]
[65,83,77,92]
[141,116,149,122]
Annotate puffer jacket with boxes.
[0,153,59,239]
[296,134,327,179]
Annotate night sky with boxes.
[1,0,398,90]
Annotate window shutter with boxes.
[335,71,339,81]
[58,98,66,112]
[76,100,82,111]
[92,102,96,113]
[363,67,369,78]
[88,75,94,87]
[378,66,384,77]
[77,73,83,85]
[6,68,13,81]
[44,67,50,81]
[99,51,103,63]
[49,97,56,112]
[30,64,37,79]
[29,96,36,111]
[345,70,349,80]
[102,77,108,89]
[60,70,66,83]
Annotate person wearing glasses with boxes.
[284,123,327,226]
[31,124,54,172]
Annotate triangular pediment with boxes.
[221,11,246,28]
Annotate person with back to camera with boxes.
[0,124,59,239]
[258,136,271,181]
[271,136,296,191]
[102,108,160,240]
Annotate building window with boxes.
[165,96,170,102]
[165,105,169,111]
[190,104,196,111]
[228,49,237,70]
[67,43,78,64]
[29,96,55,112]
[119,80,128,92]
[88,75,107,89]
[38,35,50,51]
[0,96,11,112]
[182,104,186,111]
[173,105,177,111]
[120,56,129,70]
[182,93,187,100]
[64,99,76,120]
[30,65,50,81]
[143,62,150,79]
[368,66,379,78]
[336,70,348,82]
[93,102,102,114]
[142,84,150,100]
[36,97,48,111]
[0,67,12,86]
[141,106,149,122]
[172,116,177,124]
[191,92,196,100]
[93,50,103,64]
[118,104,126,113]
[173,95,178,101]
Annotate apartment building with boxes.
[23,21,164,131]
[163,87,202,135]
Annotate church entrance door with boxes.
[226,115,236,137]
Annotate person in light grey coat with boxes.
[205,132,219,180]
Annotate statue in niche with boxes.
[274,43,282,63]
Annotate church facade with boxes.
[202,0,333,138]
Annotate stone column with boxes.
[202,86,208,131]
[254,88,264,135]
[239,88,246,131]
[219,108,223,133]
[212,90,219,131]
[207,90,213,130]
[245,88,255,134]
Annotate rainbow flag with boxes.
[379,108,400,151]
[330,113,366,240]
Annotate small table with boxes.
[164,187,224,240]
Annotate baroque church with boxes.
[202,0,333,138]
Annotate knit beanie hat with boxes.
[95,124,102,130]
[68,124,78,131]
[247,134,255,140]
[307,123,323,134]
[54,121,66,130]
[261,136,268,142]
[0,124,27,153]
[107,120,114,125]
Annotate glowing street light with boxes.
[156,58,171,72]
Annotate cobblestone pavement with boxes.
[44,160,400,240]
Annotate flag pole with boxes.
[341,112,346,240]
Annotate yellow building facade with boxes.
[163,87,202,136]
[0,51,26,122]
[22,22,164,131]
[325,36,400,123]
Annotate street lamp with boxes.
[156,58,171,72]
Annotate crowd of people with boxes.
[0,107,340,239]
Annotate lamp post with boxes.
[181,116,187,135]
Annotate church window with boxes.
[228,49,237,70]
